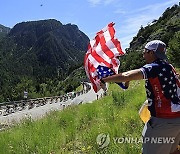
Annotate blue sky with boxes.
[0,0,179,50]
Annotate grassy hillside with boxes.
[0,81,146,154]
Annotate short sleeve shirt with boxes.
[140,59,180,118]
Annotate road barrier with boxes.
[0,83,91,116]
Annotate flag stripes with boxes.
[84,22,124,92]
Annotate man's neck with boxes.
[147,57,158,64]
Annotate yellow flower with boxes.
[81,147,86,151]
[87,146,91,150]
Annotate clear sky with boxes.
[0,0,179,50]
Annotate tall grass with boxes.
[0,80,146,154]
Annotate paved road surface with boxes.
[0,83,105,125]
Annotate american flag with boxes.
[96,65,128,90]
[84,23,125,92]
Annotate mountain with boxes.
[0,19,89,79]
[120,4,180,71]
[0,19,89,101]
[0,24,10,40]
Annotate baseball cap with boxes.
[145,40,167,59]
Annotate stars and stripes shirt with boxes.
[140,59,180,118]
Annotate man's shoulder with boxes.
[142,62,159,71]
[141,60,172,77]
[143,60,171,69]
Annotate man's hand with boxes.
[100,78,105,84]
[124,81,130,88]
[100,79,107,91]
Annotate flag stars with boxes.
[173,84,176,87]
[164,77,168,81]
[169,90,172,93]
[85,23,125,92]
[162,85,166,88]
[174,89,177,92]
[162,68,166,71]
[159,73,163,77]
[171,95,174,98]
[169,81,172,84]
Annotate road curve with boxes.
[0,83,105,125]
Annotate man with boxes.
[100,40,180,154]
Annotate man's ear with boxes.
[150,51,155,56]
[150,51,154,54]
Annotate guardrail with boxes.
[0,83,91,116]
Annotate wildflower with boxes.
[81,147,86,151]
[87,145,92,150]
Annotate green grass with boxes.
[0,81,146,154]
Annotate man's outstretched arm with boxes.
[102,69,144,83]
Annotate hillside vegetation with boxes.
[120,4,180,72]
[0,19,89,102]
[0,24,10,40]
[0,81,146,154]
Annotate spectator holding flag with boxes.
[100,40,180,154]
